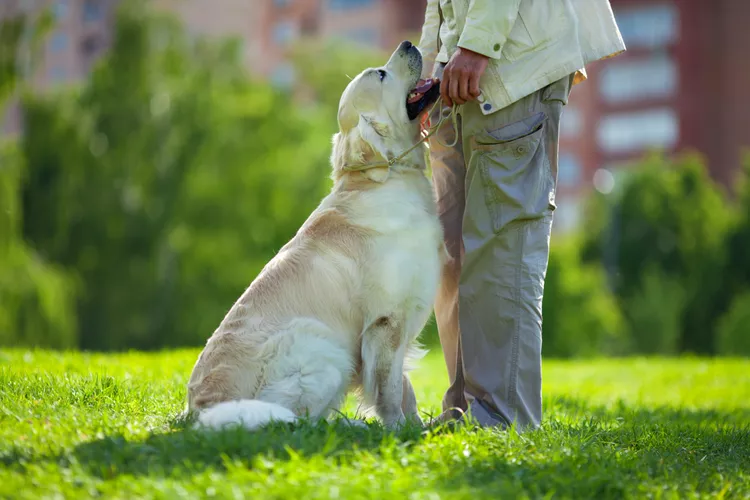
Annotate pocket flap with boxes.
[476,111,546,145]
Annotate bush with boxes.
[621,267,685,354]
[13,5,339,350]
[582,153,733,355]
[715,291,750,356]
[542,238,625,358]
[0,144,78,348]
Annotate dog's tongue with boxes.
[407,79,437,104]
[414,79,434,94]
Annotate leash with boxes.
[341,99,459,173]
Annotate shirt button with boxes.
[483,103,492,112]
[493,43,501,51]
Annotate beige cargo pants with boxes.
[429,66,574,430]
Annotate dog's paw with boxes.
[340,418,369,429]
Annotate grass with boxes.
[1,349,748,499]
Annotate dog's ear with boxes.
[330,114,392,184]
[357,114,391,143]
[356,115,391,183]
[356,114,391,163]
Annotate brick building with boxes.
[1,0,428,133]
[1,0,119,135]
[555,0,750,231]
[4,0,750,233]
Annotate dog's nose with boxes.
[401,40,413,50]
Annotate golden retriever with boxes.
[186,41,444,430]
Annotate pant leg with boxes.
[457,75,574,430]
[428,94,469,414]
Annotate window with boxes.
[600,55,678,104]
[80,35,100,57]
[558,154,582,189]
[83,0,103,23]
[49,32,68,52]
[597,108,679,154]
[53,0,68,20]
[614,4,679,49]
[271,63,296,89]
[560,106,582,138]
[328,0,374,10]
[341,28,379,46]
[272,21,298,46]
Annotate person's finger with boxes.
[468,72,481,99]
[449,72,463,105]
[441,69,453,107]
[458,68,471,103]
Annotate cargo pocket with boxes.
[471,111,555,233]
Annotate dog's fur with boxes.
[186,42,446,430]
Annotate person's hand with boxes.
[441,47,489,107]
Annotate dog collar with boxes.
[341,101,458,173]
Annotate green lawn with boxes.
[1,349,748,499]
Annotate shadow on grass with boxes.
[8,398,749,496]
[68,416,433,479]
[433,398,750,497]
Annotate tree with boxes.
[0,10,77,348]
[582,153,733,354]
[17,2,334,349]
[542,238,624,358]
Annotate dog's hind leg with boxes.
[361,315,409,428]
[257,331,352,422]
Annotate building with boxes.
[5,0,750,227]
[1,0,116,88]
[1,0,428,134]
[251,0,427,87]
[1,0,118,135]
[555,0,750,232]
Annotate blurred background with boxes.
[1,0,749,358]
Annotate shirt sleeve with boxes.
[457,0,523,59]
[418,0,441,78]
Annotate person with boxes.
[418,0,626,430]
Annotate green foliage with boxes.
[4,2,750,357]
[583,153,734,355]
[0,242,78,348]
[0,142,78,349]
[724,156,750,299]
[290,38,386,115]
[542,238,624,358]
[0,13,76,348]
[0,9,52,104]
[715,290,750,356]
[1,349,748,498]
[12,3,339,350]
[620,266,685,354]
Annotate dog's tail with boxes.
[195,400,297,431]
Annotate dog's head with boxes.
[331,41,441,183]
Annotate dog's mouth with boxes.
[406,78,441,121]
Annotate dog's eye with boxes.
[377,69,387,81]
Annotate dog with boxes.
[186,41,445,430]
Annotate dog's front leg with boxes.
[361,316,407,428]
